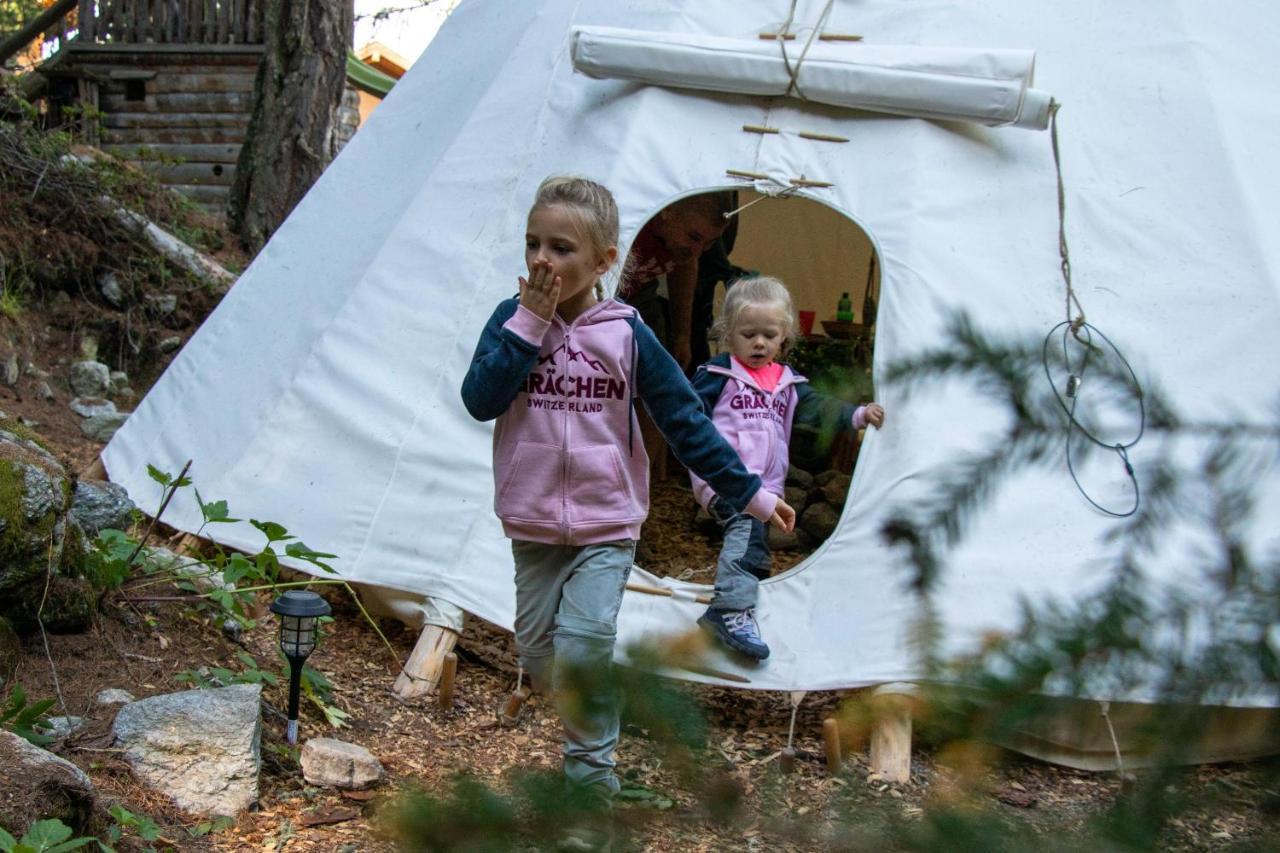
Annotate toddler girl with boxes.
[691,276,885,661]
[461,177,795,803]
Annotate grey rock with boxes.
[813,470,841,487]
[798,501,841,542]
[158,336,182,354]
[785,466,815,490]
[78,337,98,361]
[0,729,97,834]
[0,434,76,609]
[767,526,801,552]
[70,396,118,418]
[96,688,137,706]
[300,738,384,789]
[108,370,129,393]
[71,480,135,537]
[146,293,178,317]
[35,381,55,401]
[80,411,130,443]
[146,547,231,593]
[68,360,111,397]
[819,473,853,509]
[112,684,262,816]
[39,716,88,738]
[25,363,50,380]
[2,353,19,387]
[784,485,808,513]
[99,271,125,307]
[221,619,243,642]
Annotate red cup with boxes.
[798,310,816,336]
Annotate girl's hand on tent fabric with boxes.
[519,258,561,321]
[769,497,796,533]
[863,403,885,428]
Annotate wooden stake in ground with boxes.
[870,682,919,783]
[436,652,458,711]
[823,717,843,774]
[393,624,461,699]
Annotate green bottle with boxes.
[836,291,854,323]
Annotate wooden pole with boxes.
[498,685,531,727]
[392,623,460,699]
[436,652,457,711]
[869,683,918,783]
[823,717,843,774]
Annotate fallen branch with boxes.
[62,151,238,292]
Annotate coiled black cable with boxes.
[1041,320,1145,517]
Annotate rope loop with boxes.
[776,0,836,101]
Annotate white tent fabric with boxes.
[571,26,1053,129]
[103,0,1280,703]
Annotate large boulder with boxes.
[0,729,97,835]
[112,684,263,816]
[70,480,135,538]
[0,430,92,635]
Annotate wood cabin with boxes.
[8,0,399,213]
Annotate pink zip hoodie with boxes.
[689,353,869,511]
[462,298,777,545]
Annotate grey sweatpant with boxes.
[512,539,635,794]
[708,496,771,610]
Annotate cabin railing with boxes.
[75,0,264,46]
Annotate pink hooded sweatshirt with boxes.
[462,298,777,545]
[689,353,870,512]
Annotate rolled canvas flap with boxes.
[571,25,1051,129]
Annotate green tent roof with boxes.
[347,51,397,97]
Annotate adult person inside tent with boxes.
[617,192,737,370]
[619,192,737,480]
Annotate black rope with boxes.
[1042,320,1145,517]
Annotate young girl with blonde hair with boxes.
[691,276,885,660]
[461,177,794,806]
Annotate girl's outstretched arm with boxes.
[461,297,547,421]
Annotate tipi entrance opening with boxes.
[633,189,882,583]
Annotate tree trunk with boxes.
[229,0,353,253]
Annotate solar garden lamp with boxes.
[270,590,331,744]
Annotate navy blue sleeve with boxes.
[793,382,859,437]
[633,323,763,513]
[689,362,728,417]
[460,298,539,422]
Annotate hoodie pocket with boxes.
[496,442,562,522]
[566,444,640,523]
[734,427,775,479]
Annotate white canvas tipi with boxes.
[102,0,1280,761]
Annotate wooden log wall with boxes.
[68,49,262,212]
[77,0,262,45]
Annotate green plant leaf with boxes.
[221,553,258,585]
[145,464,171,487]
[250,519,292,544]
[194,489,239,524]
[284,542,338,573]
